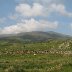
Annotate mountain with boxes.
[0,31,72,42]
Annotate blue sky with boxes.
[0,0,72,35]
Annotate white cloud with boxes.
[15,2,72,18]
[38,20,58,29]
[50,4,72,17]
[0,18,58,34]
[15,3,44,17]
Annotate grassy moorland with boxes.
[0,39,72,72]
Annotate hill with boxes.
[0,31,71,42]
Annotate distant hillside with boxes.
[0,31,72,42]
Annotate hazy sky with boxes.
[0,0,72,35]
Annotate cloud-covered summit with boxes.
[0,18,58,34]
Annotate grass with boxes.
[0,39,72,72]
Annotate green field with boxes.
[0,39,72,72]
